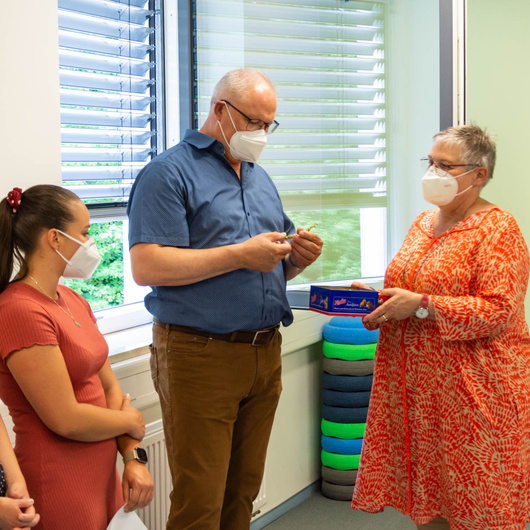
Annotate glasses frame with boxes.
[420,158,480,173]
[220,99,279,134]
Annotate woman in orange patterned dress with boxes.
[351,125,530,530]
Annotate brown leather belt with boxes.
[153,317,279,347]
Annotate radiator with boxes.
[138,420,172,529]
[133,420,267,529]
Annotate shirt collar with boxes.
[183,129,223,153]
[182,129,255,168]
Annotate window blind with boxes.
[58,0,162,206]
[194,0,386,212]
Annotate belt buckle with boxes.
[251,329,269,347]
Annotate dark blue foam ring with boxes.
[323,316,379,345]
[322,404,369,423]
[322,372,373,392]
[321,388,371,408]
[321,434,363,455]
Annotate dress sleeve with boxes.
[432,214,530,341]
[0,299,58,361]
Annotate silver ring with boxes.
[382,314,389,322]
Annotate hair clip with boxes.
[6,187,22,213]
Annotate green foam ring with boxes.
[321,419,366,439]
[321,450,361,470]
[322,341,376,361]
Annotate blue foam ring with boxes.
[322,404,369,423]
[323,317,379,345]
[322,372,373,392]
[321,388,371,408]
[321,434,363,455]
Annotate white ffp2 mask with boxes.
[218,106,267,163]
[56,230,101,280]
[421,166,475,206]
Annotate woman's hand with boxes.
[0,497,40,529]
[6,481,29,502]
[120,395,146,441]
[122,462,154,513]
[363,288,423,325]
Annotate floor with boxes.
[264,492,416,529]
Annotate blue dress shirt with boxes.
[127,129,295,333]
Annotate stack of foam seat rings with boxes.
[320,316,378,501]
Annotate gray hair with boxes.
[434,124,496,183]
[210,69,277,106]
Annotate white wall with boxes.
[0,1,62,195]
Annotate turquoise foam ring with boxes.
[323,316,379,345]
[321,419,366,439]
[321,450,361,470]
[321,434,363,455]
[323,341,377,361]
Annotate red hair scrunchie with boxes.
[6,187,22,213]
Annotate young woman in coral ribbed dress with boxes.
[0,185,154,529]
[351,126,530,529]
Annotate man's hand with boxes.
[241,232,291,273]
[289,228,323,269]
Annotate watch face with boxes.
[136,447,148,464]
[415,307,429,319]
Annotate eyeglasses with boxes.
[420,157,479,173]
[221,100,280,134]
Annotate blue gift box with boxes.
[309,286,379,316]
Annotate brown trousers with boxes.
[151,324,283,530]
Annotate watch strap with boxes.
[419,293,429,309]
[123,448,147,464]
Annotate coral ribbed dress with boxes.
[0,283,122,530]
[351,208,530,530]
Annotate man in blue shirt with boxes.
[127,68,322,529]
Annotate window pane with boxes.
[194,0,387,284]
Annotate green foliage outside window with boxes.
[286,209,361,285]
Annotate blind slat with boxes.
[59,49,154,76]
[60,69,153,95]
[61,127,155,144]
[58,0,152,25]
[58,11,153,42]
[60,108,153,128]
[60,88,154,111]
[61,147,155,163]
[58,30,153,59]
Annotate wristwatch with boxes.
[415,294,429,319]
[123,447,148,465]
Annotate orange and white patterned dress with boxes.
[351,207,530,530]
